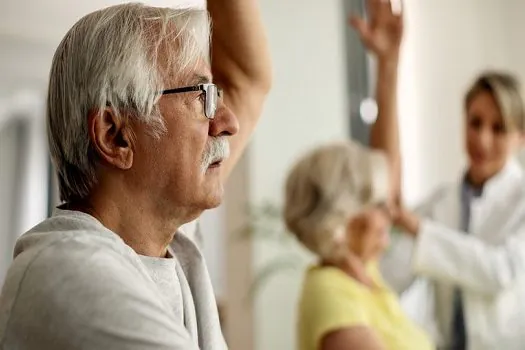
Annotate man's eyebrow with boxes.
[190,74,212,85]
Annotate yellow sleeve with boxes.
[302,270,369,348]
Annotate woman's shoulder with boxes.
[303,266,360,293]
[304,265,350,287]
[301,265,383,302]
[299,266,371,323]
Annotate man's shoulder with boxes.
[1,214,151,318]
[0,216,169,347]
[12,214,135,274]
[0,235,196,350]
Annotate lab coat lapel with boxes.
[427,179,462,345]
[470,160,524,243]
[432,180,462,232]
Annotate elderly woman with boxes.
[284,1,434,350]
[285,139,433,350]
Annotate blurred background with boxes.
[1,0,525,349]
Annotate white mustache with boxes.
[201,137,230,172]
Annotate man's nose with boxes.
[209,103,239,137]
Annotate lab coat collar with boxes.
[462,158,524,201]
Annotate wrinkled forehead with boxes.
[154,36,211,88]
[149,15,211,86]
[166,58,213,88]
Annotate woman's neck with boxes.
[322,255,376,289]
[465,171,487,189]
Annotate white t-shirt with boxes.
[140,254,184,324]
[0,209,226,350]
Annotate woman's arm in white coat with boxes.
[413,219,525,296]
[398,203,525,296]
[380,187,447,294]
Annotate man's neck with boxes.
[66,191,186,258]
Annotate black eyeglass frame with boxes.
[161,83,222,120]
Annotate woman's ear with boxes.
[87,108,134,170]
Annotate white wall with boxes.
[199,205,226,298]
[506,0,525,167]
[506,1,525,81]
[0,91,48,285]
[0,121,20,283]
[399,0,516,207]
[253,1,349,349]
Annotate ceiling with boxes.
[0,0,204,46]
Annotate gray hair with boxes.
[47,3,210,202]
[283,140,389,260]
[465,71,525,132]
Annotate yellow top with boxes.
[297,263,434,350]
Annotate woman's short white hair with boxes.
[47,3,210,202]
[284,140,389,260]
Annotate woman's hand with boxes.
[393,207,421,237]
[350,0,403,61]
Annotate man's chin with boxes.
[202,188,224,209]
[198,170,225,209]
[206,196,223,209]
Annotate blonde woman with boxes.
[382,72,525,350]
[284,1,433,349]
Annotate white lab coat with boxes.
[381,160,525,350]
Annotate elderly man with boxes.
[0,1,271,349]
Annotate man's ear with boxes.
[87,108,134,170]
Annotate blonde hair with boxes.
[465,71,525,132]
[283,140,389,259]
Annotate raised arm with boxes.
[208,0,272,181]
[350,0,403,203]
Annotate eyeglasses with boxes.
[161,83,222,120]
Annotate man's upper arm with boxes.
[208,0,272,180]
[2,239,196,350]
